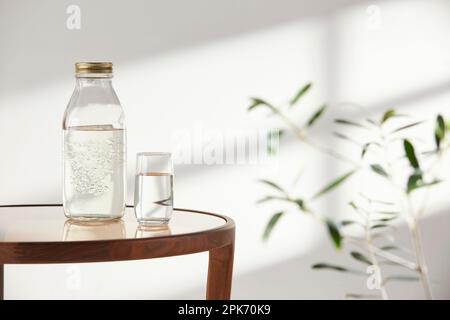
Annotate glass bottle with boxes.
[63,62,126,220]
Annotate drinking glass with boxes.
[134,152,174,225]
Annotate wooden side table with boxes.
[0,204,235,300]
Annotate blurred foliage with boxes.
[248,83,449,299]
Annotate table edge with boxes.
[0,204,235,264]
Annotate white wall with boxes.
[0,0,449,299]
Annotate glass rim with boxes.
[136,152,172,157]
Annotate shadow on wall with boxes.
[175,209,450,299]
[0,0,363,96]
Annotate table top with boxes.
[0,205,226,242]
[0,205,235,264]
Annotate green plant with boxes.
[248,83,449,299]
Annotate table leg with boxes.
[206,243,234,300]
[0,264,3,300]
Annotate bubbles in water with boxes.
[63,126,126,218]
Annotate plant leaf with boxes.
[312,263,364,275]
[361,145,369,158]
[335,119,367,128]
[313,170,355,199]
[263,212,283,241]
[306,104,327,127]
[290,83,312,106]
[372,216,397,223]
[380,245,398,251]
[312,263,347,272]
[407,175,441,194]
[370,223,392,230]
[341,220,356,226]
[341,220,364,229]
[256,196,274,204]
[391,121,424,133]
[407,172,422,194]
[404,139,420,169]
[366,118,378,126]
[270,129,284,139]
[370,164,389,178]
[326,219,342,250]
[348,201,358,210]
[361,142,381,158]
[350,251,373,265]
[248,97,272,111]
[375,210,399,216]
[293,198,309,212]
[380,109,396,124]
[372,233,395,241]
[435,114,445,150]
[256,195,287,204]
[267,129,284,155]
[333,132,360,146]
[346,293,381,299]
[423,180,442,188]
[259,179,286,194]
[383,275,420,284]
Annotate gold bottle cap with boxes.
[75,62,113,74]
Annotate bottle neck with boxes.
[76,74,114,88]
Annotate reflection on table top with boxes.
[0,205,226,243]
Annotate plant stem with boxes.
[380,136,433,299]
[267,104,305,139]
[303,136,359,166]
[371,245,418,271]
[386,176,433,299]
[407,198,433,299]
[405,146,447,298]
[347,238,418,271]
[379,128,393,176]
[385,172,433,299]
[416,155,442,219]
[270,105,359,166]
